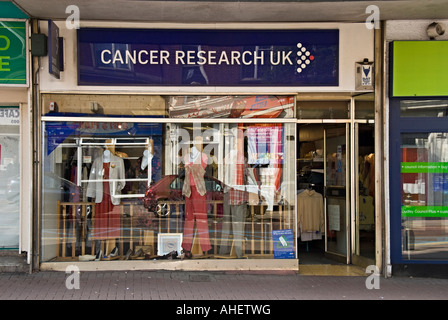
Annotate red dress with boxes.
[94,163,121,240]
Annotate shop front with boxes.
[36,21,375,271]
[388,31,448,276]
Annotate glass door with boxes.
[325,124,350,263]
[351,93,376,267]
[353,123,376,265]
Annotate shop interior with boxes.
[296,121,375,266]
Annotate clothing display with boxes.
[220,136,248,258]
[247,125,283,165]
[86,151,125,240]
[359,195,375,229]
[359,153,375,197]
[86,151,126,206]
[297,189,324,241]
[181,146,212,254]
[247,125,283,211]
[93,163,121,239]
[49,119,292,262]
[219,192,247,258]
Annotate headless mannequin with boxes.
[101,149,117,258]
[182,136,212,257]
[87,143,125,260]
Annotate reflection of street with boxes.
[403,219,448,260]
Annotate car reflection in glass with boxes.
[143,174,224,217]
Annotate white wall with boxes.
[386,19,448,41]
[37,21,374,94]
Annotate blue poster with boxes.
[272,229,295,259]
[78,28,339,86]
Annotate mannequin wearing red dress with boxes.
[181,136,212,258]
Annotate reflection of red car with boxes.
[143,175,224,216]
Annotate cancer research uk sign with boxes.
[77,29,338,86]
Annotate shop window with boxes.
[0,107,20,249]
[168,95,294,119]
[41,120,296,262]
[401,132,448,261]
[41,94,294,119]
[296,101,349,119]
[401,100,448,118]
[354,93,374,120]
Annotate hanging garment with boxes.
[297,189,324,241]
[181,151,211,252]
[93,163,121,240]
[182,185,212,253]
[86,153,125,205]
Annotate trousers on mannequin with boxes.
[181,143,211,257]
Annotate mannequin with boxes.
[219,128,248,258]
[181,136,212,258]
[86,146,125,259]
[136,139,154,193]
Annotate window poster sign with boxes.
[0,21,26,85]
[78,28,339,86]
[401,162,448,218]
[0,107,19,125]
[272,229,295,259]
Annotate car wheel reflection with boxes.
[156,200,171,217]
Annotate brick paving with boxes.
[0,270,447,301]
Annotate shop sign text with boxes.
[78,28,339,86]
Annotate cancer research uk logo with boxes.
[99,41,316,73]
[295,43,315,74]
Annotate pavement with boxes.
[1,268,447,302]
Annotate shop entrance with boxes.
[297,123,349,265]
[296,96,375,269]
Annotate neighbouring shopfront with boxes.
[36,21,376,271]
[0,3,32,262]
[389,35,448,274]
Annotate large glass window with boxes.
[40,95,296,262]
[0,107,20,249]
[401,132,448,261]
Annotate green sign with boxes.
[392,41,448,97]
[0,2,28,19]
[402,206,448,218]
[401,162,448,173]
[0,21,26,85]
